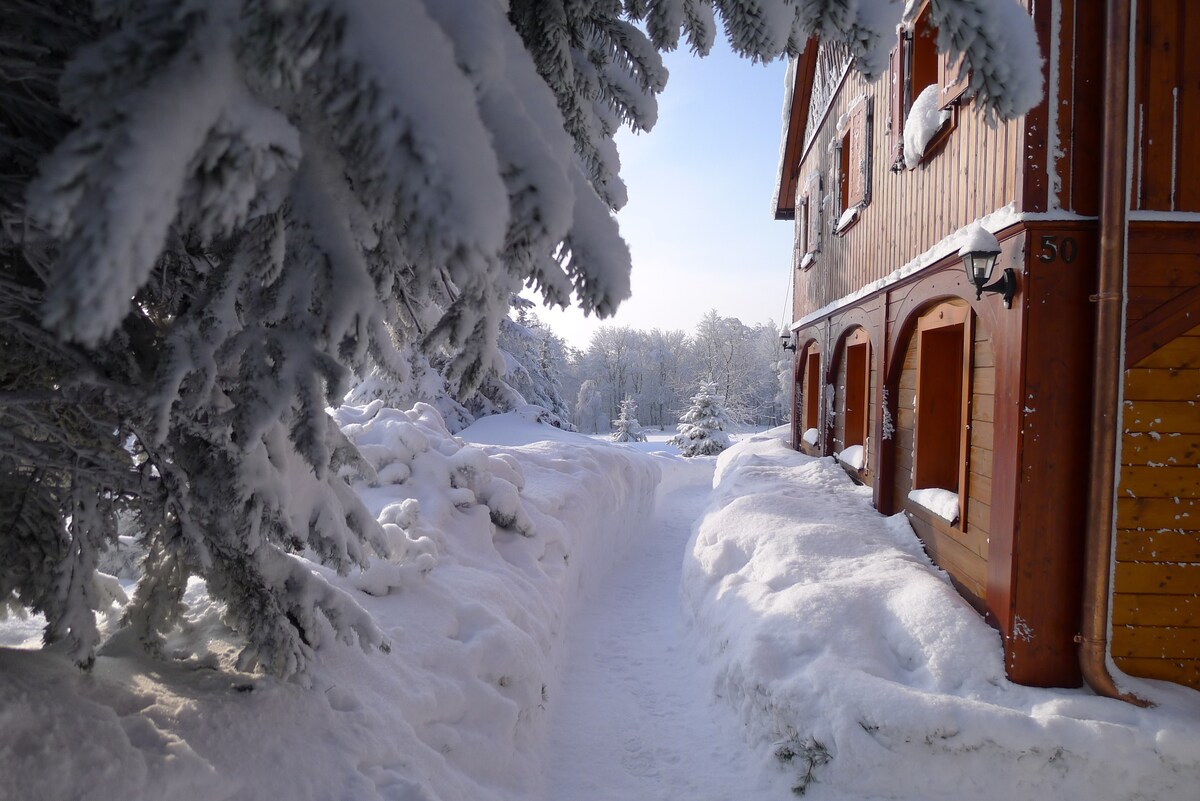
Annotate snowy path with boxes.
[543,470,788,801]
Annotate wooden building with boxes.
[775,0,1199,696]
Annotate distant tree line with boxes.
[504,309,791,434]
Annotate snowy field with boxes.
[2,411,1199,800]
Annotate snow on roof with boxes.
[770,54,801,217]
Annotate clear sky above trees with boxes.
[530,37,795,349]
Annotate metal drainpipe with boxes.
[1078,0,1150,706]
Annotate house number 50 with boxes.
[1037,235,1078,263]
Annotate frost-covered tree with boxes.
[671,382,733,457]
[611,396,647,443]
[1,0,1043,677]
[575,380,607,435]
[492,302,573,424]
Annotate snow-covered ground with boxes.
[2,412,1199,800]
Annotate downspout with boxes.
[1078,0,1149,706]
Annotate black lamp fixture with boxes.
[959,226,1016,309]
[780,329,797,352]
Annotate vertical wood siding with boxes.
[1130,0,1200,212]
[1112,323,1200,689]
[791,69,1026,322]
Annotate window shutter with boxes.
[888,39,906,168]
[806,181,821,254]
[939,51,969,108]
[794,197,807,264]
[846,98,872,209]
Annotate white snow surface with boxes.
[4,420,1200,800]
[903,84,951,170]
[908,486,961,523]
[838,443,866,471]
[957,223,1001,257]
[686,435,1200,800]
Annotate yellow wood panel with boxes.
[1117,466,1200,499]
[1111,625,1200,659]
[1125,368,1200,401]
[1112,657,1200,689]
[1122,401,1200,434]
[1118,497,1200,529]
[1113,593,1200,627]
[1114,561,1200,595]
[1121,432,1200,466]
[1117,530,1200,561]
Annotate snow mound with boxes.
[909,487,960,523]
[903,84,951,169]
[0,405,661,801]
[684,436,1200,800]
[838,444,866,471]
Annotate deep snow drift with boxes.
[685,433,1200,800]
[0,406,660,801]
[2,419,1199,801]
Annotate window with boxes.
[911,304,972,527]
[834,98,872,235]
[888,1,971,170]
[843,332,870,449]
[793,196,808,269]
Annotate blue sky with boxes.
[530,37,794,349]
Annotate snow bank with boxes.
[684,435,1200,800]
[0,405,660,801]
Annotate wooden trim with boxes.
[958,313,976,531]
[1126,282,1200,364]
[774,40,821,220]
[939,49,970,108]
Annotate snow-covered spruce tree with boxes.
[2,0,1043,678]
[611,396,647,443]
[671,382,733,457]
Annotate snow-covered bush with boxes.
[611,396,648,443]
[671,382,733,457]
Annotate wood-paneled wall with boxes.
[891,303,994,606]
[1130,0,1200,212]
[791,66,1026,323]
[1112,323,1200,689]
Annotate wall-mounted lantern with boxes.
[959,226,1015,309]
[780,330,797,352]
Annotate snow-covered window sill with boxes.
[901,84,956,171]
[837,444,866,472]
[908,488,960,525]
[799,252,816,271]
[834,206,860,236]
[802,427,820,447]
